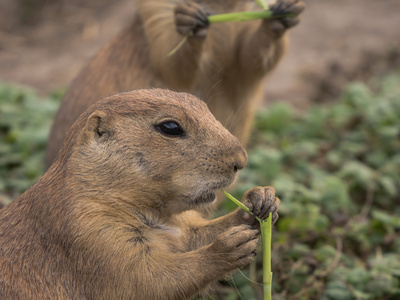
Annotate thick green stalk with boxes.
[262,213,273,300]
[208,11,273,24]
[223,190,273,300]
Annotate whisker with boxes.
[237,268,262,286]
[229,107,257,135]
[204,73,224,105]
[225,274,245,300]
[225,94,253,133]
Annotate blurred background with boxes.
[0,0,399,299]
[1,0,400,105]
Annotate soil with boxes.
[0,0,400,107]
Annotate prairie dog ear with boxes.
[84,110,115,142]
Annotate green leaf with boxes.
[338,161,375,186]
[255,103,293,134]
[324,280,353,300]
[372,210,400,228]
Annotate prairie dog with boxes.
[46,0,305,167]
[0,89,280,299]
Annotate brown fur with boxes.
[0,89,280,299]
[46,0,305,167]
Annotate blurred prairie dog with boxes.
[46,0,305,167]
[0,89,280,299]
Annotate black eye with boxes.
[155,121,185,137]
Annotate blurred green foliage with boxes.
[0,83,61,202]
[0,71,399,299]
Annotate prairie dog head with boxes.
[57,89,247,214]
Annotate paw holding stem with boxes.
[223,189,276,300]
[174,0,210,37]
[234,186,280,225]
[207,0,304,25]
[168,0,302,56]
[223,190,262,222]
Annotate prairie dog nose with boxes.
[233,146,248,172]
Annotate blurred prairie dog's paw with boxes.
[268,0,306,36]
[174,0,210,37]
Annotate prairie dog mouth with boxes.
[190,178,235,205]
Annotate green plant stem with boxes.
[208,11,273,24]
[167,31,193,57]
[262,213,273,300]
[254,0,268,10]
[223,190,261,222]
[223,190,273,300]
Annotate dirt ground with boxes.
[0,0,400,107]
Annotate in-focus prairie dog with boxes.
[0,89,280,299]
[46,0,305,167]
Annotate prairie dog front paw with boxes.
[238,186,280,225]
[268,0,305,37]
[174,0,210,37]
[208,224,259,273]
